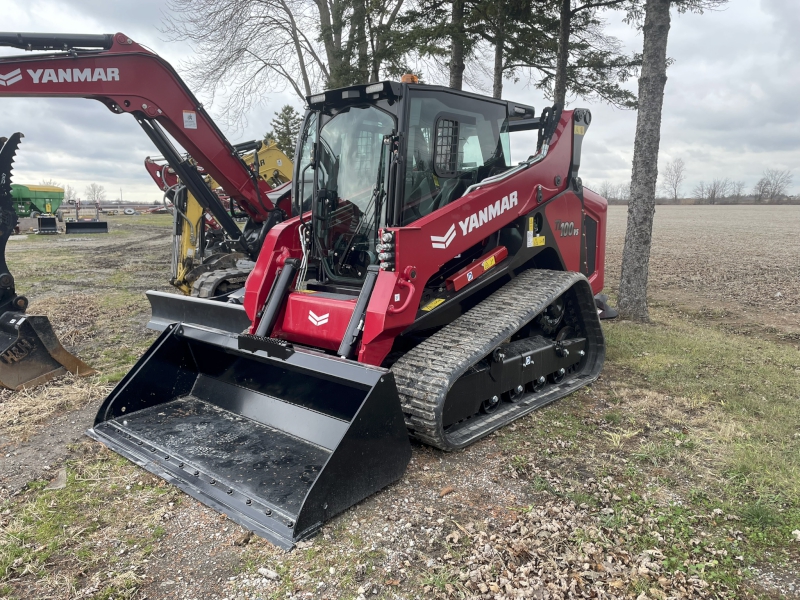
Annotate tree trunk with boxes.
[553,0,571,107]
[492,23,504,99]
[315,0,340,82]
[354,0,369,83]
[449,0,465,89]
[617,0,672,321]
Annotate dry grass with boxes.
[0,375,110,443]
[1,444,174,600]
[25,293,103,347]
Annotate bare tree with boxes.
[752,169,791,202]
[85,183,106,203]
[752,176,770,203]
[730,180,745,198]
[39,178,61,187]
[597,180,615,200]
[592,180,629,202]
[63,184,77,203]
[692,180,708,202]
[163,0,404,125]
[617,0,727,321]
[710,178,729,203]
[693,178,729,204]
[764,168,792,199]
[659,157,685,201]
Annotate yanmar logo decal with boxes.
[27,68,120,83]
[308,311,329,326]
[0,68,121,86]
[0,69,22,86]
[430,224,456,249]
[459,191,518,235]
[430,191,518,249]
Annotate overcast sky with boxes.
[1,0,797,203]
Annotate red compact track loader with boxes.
[0,32,611,548]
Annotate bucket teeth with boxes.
[0,132,23,197]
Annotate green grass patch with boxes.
[605,309,800,502]
[0,448,172,597]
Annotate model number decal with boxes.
[555,220,579,237]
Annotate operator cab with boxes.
[292,79,536,291]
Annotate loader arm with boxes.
[0,32,279,257]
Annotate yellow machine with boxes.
[147,141,293,297]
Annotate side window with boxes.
[461,133,483,168]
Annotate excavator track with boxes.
[191,266,253,298]
[392,269,604,451]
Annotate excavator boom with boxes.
[0,32,279,257]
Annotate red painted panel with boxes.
[0,34,274,220]
[243,216,302,325]
[583,188,607,295]
[276,293,356,352]
[544,192,584,273]
[359,110,579,366]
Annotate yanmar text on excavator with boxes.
[0,32,616,548]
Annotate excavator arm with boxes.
[0,32,281,258]
[143,141,293,296]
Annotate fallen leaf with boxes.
[439,485,455,498]
[234,531,253,546]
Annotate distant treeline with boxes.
[590,164,798,205]
[600,196,800,206]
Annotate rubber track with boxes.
[391,269,604,450]
[192,267,252,298]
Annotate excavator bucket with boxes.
[0,311,96,389]
[88,322,412,548]
[0,132,95,389]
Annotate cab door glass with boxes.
[402,91,510,225]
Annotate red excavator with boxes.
[0,32,614,548]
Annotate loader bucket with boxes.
[65,220,108,234]
[36,216,58,234]
[0,310,96,389]
[87,322,412,548]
